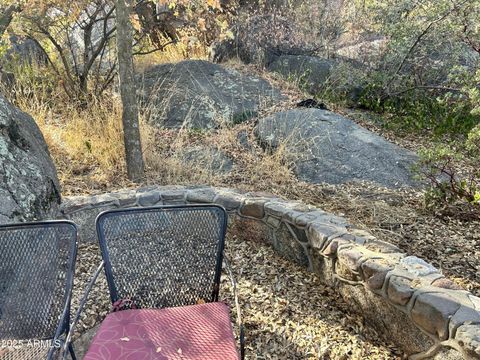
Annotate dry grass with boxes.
[140,119,297,189]
[135,33,209,72]
[15,95,131,195]
[18,95,298,197]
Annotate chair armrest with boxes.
[223,256,245,360]
[62,261,105,360]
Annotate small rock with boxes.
[186,188,217,203]
[181,147,234,174]
[455,324,480,357]
[400,256,439,277]
[361,258,394,290]
[307,223,341,250]
[240,199,267,219]
[387,276,415,306]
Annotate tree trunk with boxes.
[116,0,145,182]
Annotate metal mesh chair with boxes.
[0,221,78,360]
[97,205,227,308]
[71,205,244,359]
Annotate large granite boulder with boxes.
[335,35,388,67]
[139,60,283,129]
[267,55,335,94]
[0,94,60,223]
[267,54,365,103]
[256,109,419,188]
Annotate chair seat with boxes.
[84,302,239,360]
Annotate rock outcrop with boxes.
[256,108,419,188]
[0,94,60,223]
[267,55,335,94]
[139,60,283,129]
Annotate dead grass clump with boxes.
[15,93,131,195]
[140,119,298,191]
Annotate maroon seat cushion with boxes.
[84,302,239,360]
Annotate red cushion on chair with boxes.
[84,302,239,360]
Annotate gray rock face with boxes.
[0,94,60,223]
[255,109,419,188]
[181,147,233,174]
[267,55,365,104]
[139,60,283,129]
[4,35,48,65]
[336,34,388,66]
[267,55,335,94]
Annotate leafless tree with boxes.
[116,0,145,181]
[21,1,117,102]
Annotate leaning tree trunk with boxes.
[116,0,145,182]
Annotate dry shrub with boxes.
[135,32,209,72]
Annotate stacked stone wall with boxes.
[60,186,480,359]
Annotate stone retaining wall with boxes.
[60,185,480,359]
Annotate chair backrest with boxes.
[96,205,228,309]
[0,221,77,340]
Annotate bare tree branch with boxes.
[133,40,175,55]
[386,0,469,91]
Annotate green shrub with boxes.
[416,125,480,216]
[355,71,480,136]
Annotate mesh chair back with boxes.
[0,221,77,341]
[96,205,228,309]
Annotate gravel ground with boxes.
[71,236,401,359]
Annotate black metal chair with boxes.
[0,221,78,360]
[67,205,244,359]
[98,205,228,309]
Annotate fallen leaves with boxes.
[220,236,401,359]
